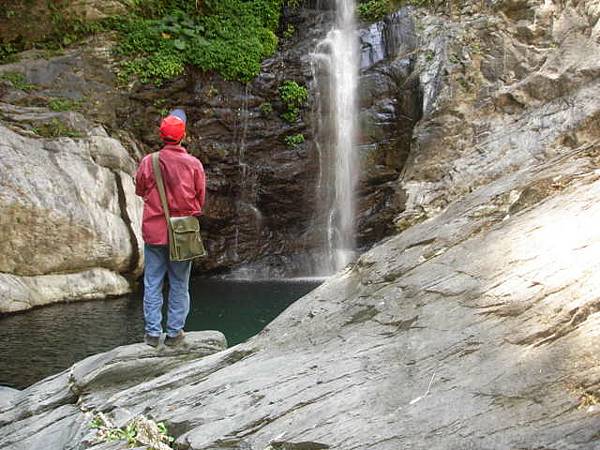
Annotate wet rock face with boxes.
[356,9,423,247]
[116,5,419,277]
[1,4,420,280]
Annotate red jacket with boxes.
[135,144,206,245]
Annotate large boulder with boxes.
[0,103,142,313]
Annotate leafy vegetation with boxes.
[278,80,308,123]
[357,0,392,22]
[357,0,434,22]
[1,0,296,84]
[114,0,283,84]
[0,72,36,91]
[0,43,19,64]
[283,24,296,39]
[32,118,82,138]
[284,133,305,147]
[259,102,273,116]
[90,414,175,448]
[48,98,83,112]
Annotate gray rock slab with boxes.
[0,331,227,450]
[71,331,228,408]
[0,386,20,410]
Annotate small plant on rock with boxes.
[279,80,308,123]
[283,24,295,39]
[90,413,175,449]
[32,118,82,138]
[0,71,36,92]
[357,0,391,22]
[284,133,305,147]
[48,98,83,112]
[259,102,273,116]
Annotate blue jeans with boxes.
[143,244,192,338]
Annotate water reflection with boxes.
[0,278,319,389]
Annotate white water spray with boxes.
[312,0,359,274]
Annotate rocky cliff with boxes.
[1,0,599,447]
[0,1,414,291]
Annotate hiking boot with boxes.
[144,334,160,348]
[164,331,185,347]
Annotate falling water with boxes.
[233,84,263,268]
[311,0,359,274]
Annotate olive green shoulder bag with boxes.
[151,152,207,261]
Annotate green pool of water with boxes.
[0,278,320,389]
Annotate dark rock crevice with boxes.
[112,169,141,279]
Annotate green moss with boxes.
[357,0,434,22]
[48,98,83,112]
[283,24,295,39]
[32,118,82,138]
[115,0,284,84]
[279,80,308,123]
[284,133,305,147]
[259,102,273,116]
[0,43,20,64]
[0,72,36,91]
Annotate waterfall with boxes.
[311,0,359,274]
[234,84,263,266]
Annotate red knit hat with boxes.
[159,109,186,143]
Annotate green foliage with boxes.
[357,0,391,22]
[157,421,175,443]
[89,415,175,449]
[0,72,36,91]
[284,133,305,147]
[89,416,103,429]
[118,53,185,86]
[0,43,19,64]
[283,24,295,39]
[1,0,284,85]
[259,102,273,116]
[115,0,283,84]
[131,0,200,18]
[48,98,82,112]
[357,0,434,22]
[278,80,308,123]
[32,118,82,138]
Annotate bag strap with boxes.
[151,152,174,242]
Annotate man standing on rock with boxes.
[135,109,206,347]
